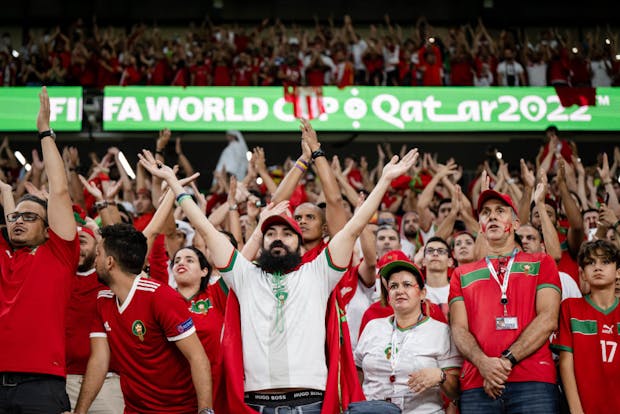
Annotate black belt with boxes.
[245,389,324,407]
[0,372,62,387]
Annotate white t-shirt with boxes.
[497,60,525,86]
[220,248,345,391]
[590,59,612,87]
[424,284,450,306]
[346,279,376,350]
[559,271,582,301]
[355,316,462,414]
[526,62,548,86]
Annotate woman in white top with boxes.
[354,257,461,414]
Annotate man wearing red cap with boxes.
[65,226,123,412]
[449,189,562,413]
[138,146,419,413]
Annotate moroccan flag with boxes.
[284,85,326,120]
[554,86,596,107]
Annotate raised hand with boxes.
[380,149,419,182]
[37,86,51,132]
[520,159,535,188]
[300,118,320,152]
[137,149,177,181]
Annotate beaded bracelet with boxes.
[175,193,192,206]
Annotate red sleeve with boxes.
[90,297,107,336]
[147,234,169,284]
[448,267,464,305]
[153,285,195,340]
[47,230,81,269]
[552,299,574,353]
[537,253,562,294]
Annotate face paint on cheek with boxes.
[480,223,487,233]
[504,223,512,233]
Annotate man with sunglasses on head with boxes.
[0,87,80,413]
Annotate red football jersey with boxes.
[65,269,108,374]
[0,230,79,377]
[185,288,224,404]
[449,251,561,390]
[552,296,620,414]
[91,276,198,413]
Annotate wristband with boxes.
[614,220,620,230]
[603,180,612,185]
[95,200,116,211]
[155,149,165,156]
[175,193,192,206]
[38,129,56,140]
[228,203,238,211]
[311,148,326,160]
[298,158,309,168]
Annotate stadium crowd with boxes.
[1,15,620,88]
[0,87,619,413]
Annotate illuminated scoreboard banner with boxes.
[0,87,83,131]
[103,86,620,132]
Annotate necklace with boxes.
[270,271,288,333]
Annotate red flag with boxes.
[554,86,596,107]
[284,85,326,120]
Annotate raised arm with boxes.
[534,176,562,261]
[138,151,234,268]
[271,130,312,203]
[37,87,76,240]
[300,119,347,236]
[557,160,585,256]
[73,338,111,414]
[328,150,419,268]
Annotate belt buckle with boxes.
[1,373,18,387]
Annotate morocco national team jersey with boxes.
[449,251,561,391]
[552,296,620,414]
[65,269,108,374]
[91,275,197,413]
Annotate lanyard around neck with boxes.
[485,249,518,307]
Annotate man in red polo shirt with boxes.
[0,87,80,412]
[449,189,561,413]
[74,224,213,414]
[65,226,123,413]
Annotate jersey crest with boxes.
[132,320,146,341]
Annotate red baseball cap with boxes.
[377,250,424,287]
[477,189,518,216]
[261,214,304,241]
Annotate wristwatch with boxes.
[38,129,56,140]
[438,369,447,385]
[501,349,518,367]
[228,203,238,211]
[198,408,215,414]
[311,148,326,160]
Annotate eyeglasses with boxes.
[6,212,47,224]
[425,247,450,256]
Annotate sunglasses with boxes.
[6,212,47,225]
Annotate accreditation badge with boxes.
[495,316,518,330]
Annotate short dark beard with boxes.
[78,254,96,273]
[256,240,302,274]
[404,229,418,239]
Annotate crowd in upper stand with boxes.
[1,15,619,88]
